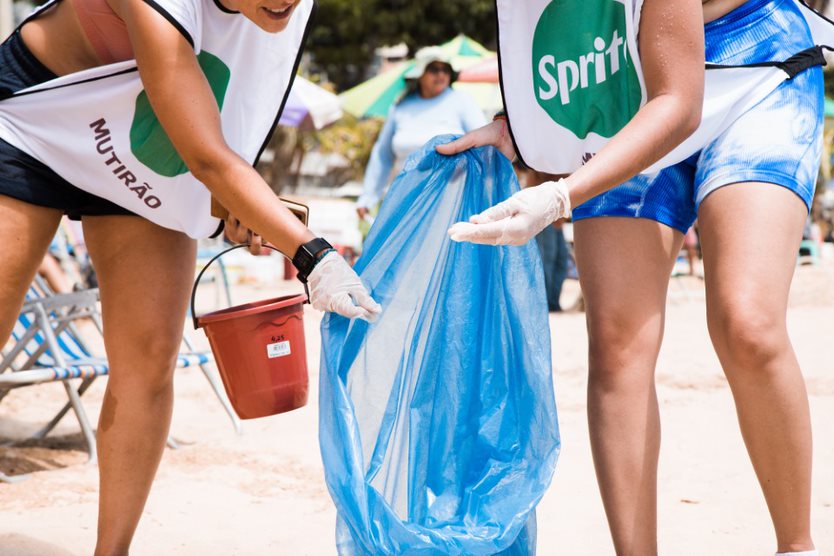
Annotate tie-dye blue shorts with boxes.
[572,0,824,234]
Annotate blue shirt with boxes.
[357,88,486,208]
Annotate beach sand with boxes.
[0,261,832,555]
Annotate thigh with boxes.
[574,218,682,362]
[699,183,806,317]
[0,194,63,342]
[82,215,197,372]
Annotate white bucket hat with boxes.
[404,47,457,80]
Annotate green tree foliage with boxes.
[308,0,496,89]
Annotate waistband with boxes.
[704,0,814,65]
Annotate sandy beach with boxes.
[1,260,832,555]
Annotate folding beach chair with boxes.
[0,278,241,483]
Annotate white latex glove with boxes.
[308,251,381,321]
[447,180,572,246]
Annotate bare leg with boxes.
[699,184,814,553]
[82,215,196,556]
[0,195,63,343]
[574,218,682,556]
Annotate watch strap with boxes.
[292,237,333,283]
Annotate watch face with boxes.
[293,238,333,281]
[294,248,313,268]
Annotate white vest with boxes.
[497,0,834,175]
[0,0,314,238]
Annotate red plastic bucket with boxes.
[191,245,309,419]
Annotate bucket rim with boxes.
[195,293,307,328]
[190,243,308,330]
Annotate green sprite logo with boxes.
[130,51,231,177]
[532,0,641,139]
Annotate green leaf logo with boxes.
[130,51,231,177]
[532,0,641,139]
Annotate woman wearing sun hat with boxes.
[355,46,486,225]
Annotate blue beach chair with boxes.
[0,278,240,482]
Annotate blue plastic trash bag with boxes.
[319,135,560,555]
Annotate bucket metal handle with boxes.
[190,243,307,330]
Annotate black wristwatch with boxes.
[292,237,333,283]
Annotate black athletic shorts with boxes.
[0,29,134,219]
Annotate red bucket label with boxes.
[267,340,292,359]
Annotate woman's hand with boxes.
[224,215,263,255]
[448,179,571,246]
[308,252,382,321]
[435,119,516,162]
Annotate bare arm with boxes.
[119,0,313,256]
[565,0,705,206]
[442,0,705,246]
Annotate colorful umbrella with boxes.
[441,34,493,58]
[279,76,343,130]
[341,35,494,118]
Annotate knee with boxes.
[707,302,788,369]
[106,327,183,392]
[586,311,663,391]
